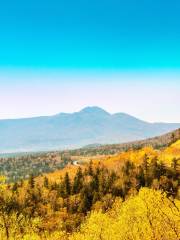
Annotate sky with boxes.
[0,0,180,122]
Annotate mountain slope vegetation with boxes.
[0,137,179,239]
[76,128,180,156]
[0,128,180,182]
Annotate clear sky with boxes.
[0,1,180,122]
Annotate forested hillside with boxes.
[72,128,180,156]
[0,138,179,239]
[0,128,179,183]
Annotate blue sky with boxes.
[1,0,180,69]
[0,0,180,121]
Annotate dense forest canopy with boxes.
[0,135,179,239]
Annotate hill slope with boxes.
[67,128,180,156]
[0,106,180,153]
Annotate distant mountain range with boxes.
[0,106,180,153]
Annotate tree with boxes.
[71,188,180,240]
[72,167,83,194]
[122,160,134,176]
[88,160,94,176]
[64,172,71,197]
[149,157,159,182]
[142,154,149,186]
[90,173,99,192]
[171,132,176,144]
[136,165,145,188]
[43,176,49,188]
[28,174,35,189]
[79,186,92,213]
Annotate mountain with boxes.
[0,106,180,153]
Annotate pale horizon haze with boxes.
[0,69,180,123]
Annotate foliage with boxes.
[0,139,180,239]
[0,152,70,182]
[71,188,180,240]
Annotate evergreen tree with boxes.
[64,172,71,197]
[72,167,83,194]
[136,166,145,188]
[28,174,35,189]
[58,181,65,198]
[90,173,99,192]
[88,160,94,176]
[158,161,166,178]
[79,186,92,213]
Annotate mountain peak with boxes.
[0,106,180,153]
[79,106,110,115]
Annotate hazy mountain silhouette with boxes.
[0,106,180,153]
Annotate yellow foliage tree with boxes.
[70,188,180,240]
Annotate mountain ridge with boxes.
[0,106,180,153]
[0,107,179,124]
